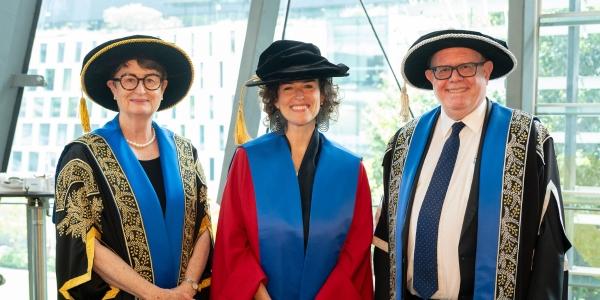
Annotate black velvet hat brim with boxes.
[81,36,193,111]
[402,31,517,90]
[246,40,349,87]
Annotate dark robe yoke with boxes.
[374,101,571,300]
[54,117,213,299]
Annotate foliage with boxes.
[539,35,567,77]
[579,33,600,76]
[362,83,437,202]
[0,206,28,269]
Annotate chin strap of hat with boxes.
[79,95,91,133]
[358,0,413,122]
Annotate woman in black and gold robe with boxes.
[53,35,212,300]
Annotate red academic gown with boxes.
[212,148,373,300]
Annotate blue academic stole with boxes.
[394,102,512,299]
[243,132,360,300]
[95,116,185,288]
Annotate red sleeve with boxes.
[211,148,266,300]
[316,163,374,300]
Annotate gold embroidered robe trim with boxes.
[386,118,419,300]
[495,110,532,299]
[75,133,154,282]
[173,135,199,281]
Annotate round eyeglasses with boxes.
[112,74,163,91]
[429,61,487,80]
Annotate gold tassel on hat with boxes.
[79,96,91,133]
[234,76,258,145]
[399,83,411,124]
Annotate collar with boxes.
[439,98,487,135]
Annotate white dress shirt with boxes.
[406,100,486,299]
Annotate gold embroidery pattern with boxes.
[495,110,532,299]
[534,120,549,165]
[56,159,103,241]
[196,158,208,186]
[77,134,154,282]
[174,135,198,280]
[387,118,418,299]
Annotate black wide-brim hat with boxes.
[402,29,517,90]
[81,35,193,111]
[245,40,349,87]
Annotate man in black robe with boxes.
[373,29,571,300]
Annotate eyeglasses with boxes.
[429,61,487,80]
[111,74,163,91]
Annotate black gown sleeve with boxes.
[54,142,116,299]
[192,146,213,300]
[527,122,571,300]
[374,130,400,300]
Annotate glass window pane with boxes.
[39,124,50,146]
[50,97,61,117]
[538,24,600,105]
[62,68,71,91]
[542,0,600,14]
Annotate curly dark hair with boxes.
[258,78,340,133]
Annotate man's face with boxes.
[425,47,493,120]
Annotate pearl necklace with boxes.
[126,128,156,148]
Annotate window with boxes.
[73,124,83,139]
[219,61,224,88]
[21,124,32,146]
[209,95,214,119]
[39,124,50,146]
[10,151,22,172]
[19,97,27,117]
[209,31,213,56]
[45,69,55,90]
[75,42,82,62]
[200,62,204,88]
[33,97,44,117]
[57,42,65,63]
[28,152,39,172]
[5,3,253,296]
[230,30,236,52]
[56,124,67,146]
[67,97,78,118]
[536,2,600,296]
[39,43,47,63]
[63,68,72,91]
[189,96,196,119]
[199,125,205,150]
[51,97,61,117]
[209,157,214,181]
[219,125,224,150]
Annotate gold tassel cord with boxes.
[79,96,91,133]
[234,77,257,145]
[399,83,410,124]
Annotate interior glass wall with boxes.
[0,1,251,298]
[539,1,600,297]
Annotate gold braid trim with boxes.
[495,110,532,299]
[76,134,154,282]
[174,135,199,281]
[386,118,419,300]
[198,277,211,292]
[101,287,120,300]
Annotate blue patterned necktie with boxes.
[413,121,465,299]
